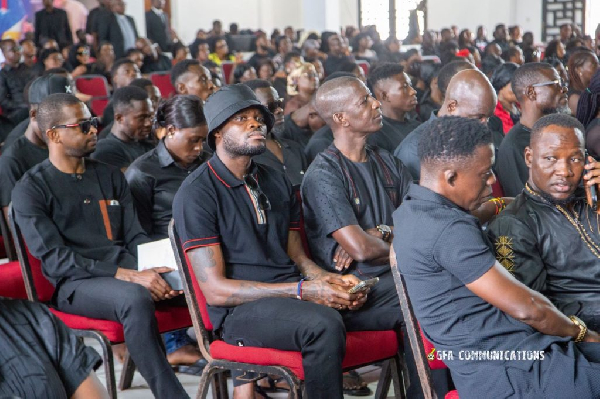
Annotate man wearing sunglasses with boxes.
[497,62,570,196]
[12,93,191,398]
[173,84,369,399]
[245,79,307,187]
[0,39,35,126]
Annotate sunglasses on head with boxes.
[243,174,271,211]
[77,49,90,56]
[51,117,99,135]
[267,99,284,113]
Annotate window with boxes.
[359,0,426,40]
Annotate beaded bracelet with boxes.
[296,278,305,300]
[489,197,506,215]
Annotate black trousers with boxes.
[56,277,189,399]
[221,271,431,399]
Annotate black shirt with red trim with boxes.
[301,144,411,278]
[172,154,302,330]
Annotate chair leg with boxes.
[118,350,136,390]
[196,363,220,399]
[216,372,229,399]
[374,360,393,399]
[390,356,407,399]
[75,330,117,399]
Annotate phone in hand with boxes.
[585,151,597,210]
[348,277,379,294]
[160,270,183,291]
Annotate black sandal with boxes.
[342,370,372,397]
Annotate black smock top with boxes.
[172,154,301,330]
[301,144,411,277]
[125,139,205,239]
[12,159,148,301]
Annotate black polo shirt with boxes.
[125,139,205,239]
[12,159,148,301]
[253,138,307,187]
[172,154,301,330]
[496,123,531,197]
[0,135,48,207]
[302,144,411,277]
[91,132,154,169]
[393,184,570,397]
[2,117,30,149]
[0,298,102,399]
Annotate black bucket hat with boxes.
[203,84,274,151]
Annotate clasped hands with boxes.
[302,273,368,311]
[115,267,182,301]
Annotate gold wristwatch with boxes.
[569,315,588,342]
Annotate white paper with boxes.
[137,238,177,271]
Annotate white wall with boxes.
[427,0,542,44]
[124,0,146,38]
[170,0,359,45]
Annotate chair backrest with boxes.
[150,72,175,98]
[8,203,55,302]
[221,61,235,85]
[75,75,110,97]
[90,97,110,118]
[168,219,214,361]
[389,246,438,399]
[355,60,370,76]
[0,208,16,261]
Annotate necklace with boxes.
[525,183,600,259]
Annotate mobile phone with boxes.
[348,277,379,294]
[160,270,183,291]
[585,152,597,210]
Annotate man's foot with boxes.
[257,376,289,392]
[167,344,207,376]
[342,371,372,397]
[112,343,127,364]
[233,382,272,399]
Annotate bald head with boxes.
[315,76,363,124]
[440,69,497,121]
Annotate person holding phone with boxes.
[488,113,600,332]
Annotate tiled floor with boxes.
[86,339,397,398]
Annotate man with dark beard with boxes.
[496,63,569,196]
[245,79,307,187]
[488,113,600,332]
[12,93,190,399]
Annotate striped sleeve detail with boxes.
[182,236,220,252]
[289,221,301,231]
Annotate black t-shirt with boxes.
[394,113,437,181]
[275,114,313,149]
[496,123,531,197]
[12,159,149,300]
[301,144,411,277]
[323,54,353,76]
[0,135,48,207]
[393,184,570,397]
[304,125,334,163]
[91,132,154,169]
[369,116,421,153]
[141,54,172,74]
[125,140,205,239]
[253,138,307,187]
[0,299,102,399]
[2,117,30,149]
[172,154,301,330]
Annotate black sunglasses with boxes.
[51,117,99,135]
[267,99,284,113]
[243,174,271,211]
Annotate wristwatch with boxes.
[569,315,588,342]
[377,224,392,242]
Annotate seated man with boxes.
[171,59,216,103]
[0,298,107,399]
[0,39,35,125]
[92,86,154,170]
[394,69,497,181]
[245,79,307,187]
[101,58,141,128]
[367,63,421,151]
[394,115,600,399]
[135,37,172,74]
[488,114,600,331]
[0,74,72,219]
[173,84,374,399]
[496,62,569,196]
[13,93,190,398]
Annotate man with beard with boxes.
[496,63,569,196]
[12,93,190,399]
[245,79,307,187]
[172,84,388,399]
[488,114,600,332]
[394,115,600,399]
[92,86,154,170]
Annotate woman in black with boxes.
[125,95,208,373]
[577,69,600,158]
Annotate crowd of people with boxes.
[2,0,600,398]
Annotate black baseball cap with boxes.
[28,74,74,105]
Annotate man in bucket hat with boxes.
[173,84,375,399]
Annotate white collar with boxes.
[152,7,163,14]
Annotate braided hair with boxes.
[576,69,600,128]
